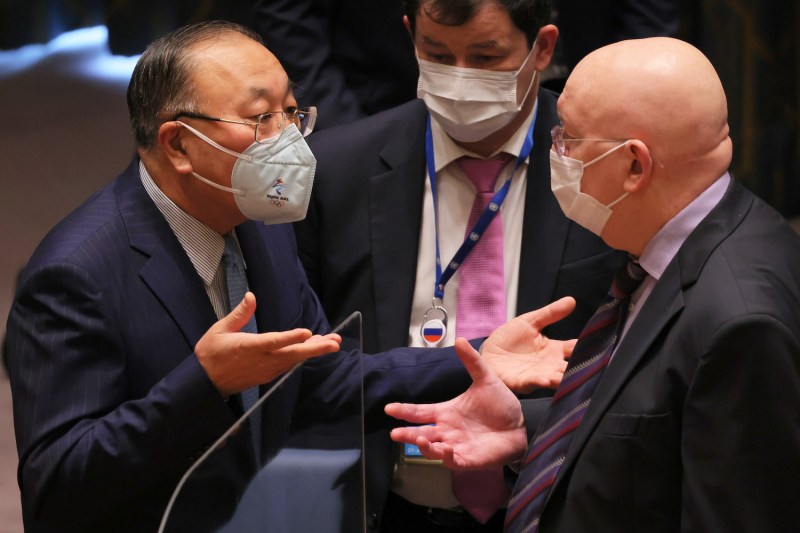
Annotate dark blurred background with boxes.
[0,0,796,217]
[0,2,795,530]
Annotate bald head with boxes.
[556,38,734,255]
[561,37,731,168]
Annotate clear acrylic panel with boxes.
[159,312,365,533]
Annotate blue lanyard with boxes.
[425,109,537,300]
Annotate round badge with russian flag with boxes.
[421,318,447,347]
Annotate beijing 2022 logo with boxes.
[267,178,289,207]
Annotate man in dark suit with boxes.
[252,0,418,130]
[294,0,624,530]
[4,20,576,532]
[387,37,800,532]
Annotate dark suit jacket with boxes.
[5,160,470,532]
[252,0,418,130]
[522,180,800,531]
[294,92,626,528]
[297,93,625,354]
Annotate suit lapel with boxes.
[369,103,428,350]
[118,161,217,349]
[516,90,568,315]
[547,178,753,499]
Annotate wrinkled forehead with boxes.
[187,35,293,106]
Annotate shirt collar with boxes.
[429,98,539,171]
[638,172,731,281]
[138,160,225,286]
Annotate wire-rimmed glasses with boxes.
[550,123,627,158]
[173,106,317,143]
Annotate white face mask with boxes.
[549,142,629,236]
[416,41,538,142]
[179,122,316,224]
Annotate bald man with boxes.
[386,37,800,532]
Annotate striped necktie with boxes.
[223,234,261,455]
[505,260,646,533]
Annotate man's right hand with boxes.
[385,338,529,470]
[195,292,341,397]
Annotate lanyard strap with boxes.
[426,108,537,300]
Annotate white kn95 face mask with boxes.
[179,122,316,224]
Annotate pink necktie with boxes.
[451,155,512,523]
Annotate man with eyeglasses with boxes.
[292,0,625,530]
[5,20,576,532]
[387,37,800,532]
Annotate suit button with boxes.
[367,511,378,531]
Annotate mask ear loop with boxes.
[176,121,255,162]
[190,171,245,196]
[177,121,249,195]
[512,39,540,107]
[583,140,630,168]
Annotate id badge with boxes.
[400,438,442,465]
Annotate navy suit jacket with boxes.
[294,92,626,528]
[6,160,470,532]
[522,180,800,531]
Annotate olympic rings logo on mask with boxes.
[269,198,286,207]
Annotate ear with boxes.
[624,140,653,193]
[533,24,558,71]
[403,15,414,41]
[157,121,194,175]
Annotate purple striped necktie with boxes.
[504,260,646,533]
[451,154,512,523]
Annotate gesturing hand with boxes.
[482,297,578,393]
[385,338,528,470]
[195,292,341,397]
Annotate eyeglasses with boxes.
[551,124,627,158]
[172,106,317,143]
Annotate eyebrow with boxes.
[249,87,272,99]
[420,35,501,50]
[248,79,294,100]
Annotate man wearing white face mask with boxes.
[386,37,800,533]
[294,0,626,530]
[5,20,579,532]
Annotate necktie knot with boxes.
[611,260,647,299]
[457,154,512,193]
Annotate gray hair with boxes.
[127,21,263,150]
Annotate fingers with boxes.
[454,337,489,382]
[246,328,314,352]
[520,296,576,330]
[219,291,258,333]
[307,333,342,344]
[276,336,341,364]
[563,338,578,359]
[417,438,455,465]
[385,402,436,424]
[386,432,457,468]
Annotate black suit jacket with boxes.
[297,93,624,354]
[522,180,800,531]
[252,0,418,130]
[295,92,626,528]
